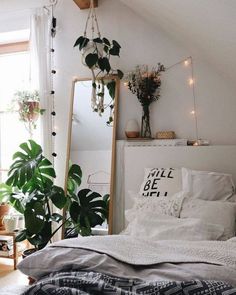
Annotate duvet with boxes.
[18,235,236,294]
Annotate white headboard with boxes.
[124,145,236,211]
[112,144,236,234]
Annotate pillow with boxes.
[125,191,186,224]
[139,168,182,197]
[122,213,224,241]
[180,198,236,240]
[182,167,235,201]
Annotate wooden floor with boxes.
[0,258,28,288]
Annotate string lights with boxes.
[49,0,58,161]
[124,56,200,144]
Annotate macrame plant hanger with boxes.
[82,0,105,115]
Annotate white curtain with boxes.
[30,9,62,241]
[30,8,52,160]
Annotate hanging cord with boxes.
[83,0,101,38]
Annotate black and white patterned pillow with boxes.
[139,168,182,197]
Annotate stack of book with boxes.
[0,235,13,257]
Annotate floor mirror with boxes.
[63,76,119,237]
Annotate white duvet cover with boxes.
[18,235,236,281]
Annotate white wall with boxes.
[53,0,236,187]
[71,150,111,192]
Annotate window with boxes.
[0,30,41,182]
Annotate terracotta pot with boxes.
[0,204,10,230]
[18,101,40,122]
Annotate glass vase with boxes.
[141,105,152,138]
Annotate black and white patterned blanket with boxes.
[23,270,236,295]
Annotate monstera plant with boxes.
[66,163,109,237]
[0,140,108,250]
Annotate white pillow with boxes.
[180,198,236,240]
[182,167,235,201]
[139,168,182,197]
[125,191,186,224]
[122,213,224,241]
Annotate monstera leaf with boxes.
[1,140,66,250]
[6,140,55,190]
[69,189,106,236]
[67,164,82,197]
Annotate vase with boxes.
[141,105,151,138]
[125,119,140,138]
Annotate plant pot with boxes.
[0,204,10,230]
[18,101,40,122]
[22,248,37,259]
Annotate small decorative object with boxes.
[156,131,176,139]
[125,63,165,138]
[74,0,123,125]
[125,119,140,138]
[2,215,18,232]
[12,90,45,137]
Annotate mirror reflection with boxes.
[65,78,118,236]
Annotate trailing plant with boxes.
[12,90,45,136]
[74,1,123,126]
[0,141,108,248]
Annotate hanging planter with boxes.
[74,0,123,125]
[12,90,45,137]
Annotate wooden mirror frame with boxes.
[62,76,120,238]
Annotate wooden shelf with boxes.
[0,231,22,270]
[73,0,98,9]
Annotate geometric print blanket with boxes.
[22,270,236,295]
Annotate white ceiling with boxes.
[120,0,236,83]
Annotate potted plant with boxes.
[125,64,165,138]
[0,140,108,252]
[0,203,10,230]
[12,90,45,136]
[73,0,123,125]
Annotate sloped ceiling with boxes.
[120,0,236,83]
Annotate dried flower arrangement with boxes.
[125,63,165,138]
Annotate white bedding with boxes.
[18,235,236,280]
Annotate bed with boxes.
[5,145,236,294]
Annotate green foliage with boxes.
[0,140,109,248]
[0,140,64,249]
[69,189,106,236]
[74,35,123,97]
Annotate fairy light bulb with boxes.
[184,59,190,66]
[124,81,128,87]
[190,110,195,115]
[188,78,194,86]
